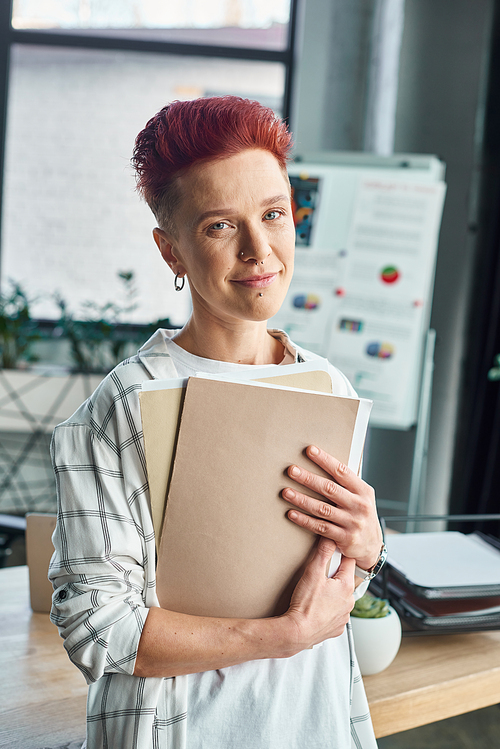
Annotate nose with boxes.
[238,223,271,265]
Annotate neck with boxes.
[172,316,284,365]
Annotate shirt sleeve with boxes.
[49,409,151,685]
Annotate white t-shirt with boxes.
[163,331,377,749]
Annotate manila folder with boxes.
[156,376,361,619]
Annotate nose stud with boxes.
[240,251,264,265]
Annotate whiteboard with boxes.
[270,152,446,429]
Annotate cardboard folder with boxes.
[140,361,336,548]
[150,375,371,619]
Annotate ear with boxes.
[153,228,187,276]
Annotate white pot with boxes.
[350,606,402,675]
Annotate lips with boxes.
[231,273,278,289]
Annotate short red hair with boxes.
[131,96,293,233]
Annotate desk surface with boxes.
[0,566,87,749]
[1,566,500,747]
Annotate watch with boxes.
[354,543,388,582]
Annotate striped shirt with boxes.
[49,329,377,749]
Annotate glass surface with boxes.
[2,44,285,325]
[12,0,291,51]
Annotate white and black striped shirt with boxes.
[49,329,377,749]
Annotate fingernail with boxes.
[290,465,301,477]
[283,488,295,499]
[288,511,298,520]
[309,446,319,456]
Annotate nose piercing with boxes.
[240,251,244,257]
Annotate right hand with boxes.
[283,537,355,652]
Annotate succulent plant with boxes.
[351,593,390,619]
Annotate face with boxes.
[154,148,295,328]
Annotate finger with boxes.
[306,537,338,576]
[283,486,347,523]
[287,506,346,545]
[287,463,348,507]
[307,446,364,493]
[333,554,356,581]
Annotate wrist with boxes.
[238,613,303,661]
[355,543,387,582]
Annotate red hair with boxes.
[131,96,293,232]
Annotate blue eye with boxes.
[211,221,228,230]
[264,211,280,220]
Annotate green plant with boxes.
[55,271,172,374]
[351,593,390,619]
[0,281,39,369]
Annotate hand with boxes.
[283,537,355,649]
[282,445,383,572]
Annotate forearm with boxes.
[135,539,356,679]
[133,606,298,678]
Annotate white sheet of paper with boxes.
[327,179,446,428]
[386,532,500,589]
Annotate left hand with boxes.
[282,445,383,572]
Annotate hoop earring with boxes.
[174,273,185,292]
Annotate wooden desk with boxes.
[365,625,500,737]
[0,566,87,749]
[1,566,500,747]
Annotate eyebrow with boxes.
[193,194,291,226]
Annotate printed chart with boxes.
[271,158,446,428]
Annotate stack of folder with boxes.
[140,360,372,619]
[371,530,500,633]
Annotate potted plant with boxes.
[350,593,402,675]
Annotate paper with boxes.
[327,179,446,428]
[271,161,446,429]
[155,376,371,619]
[270,251,346,355]
[386,531,500,590]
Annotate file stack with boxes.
[371,531,500,633]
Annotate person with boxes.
[49,96,385,749]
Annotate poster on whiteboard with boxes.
[270,158,446,429]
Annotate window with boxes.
[12,0,291,50]
[1,0,297,324]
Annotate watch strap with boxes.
[355,543,388,582]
